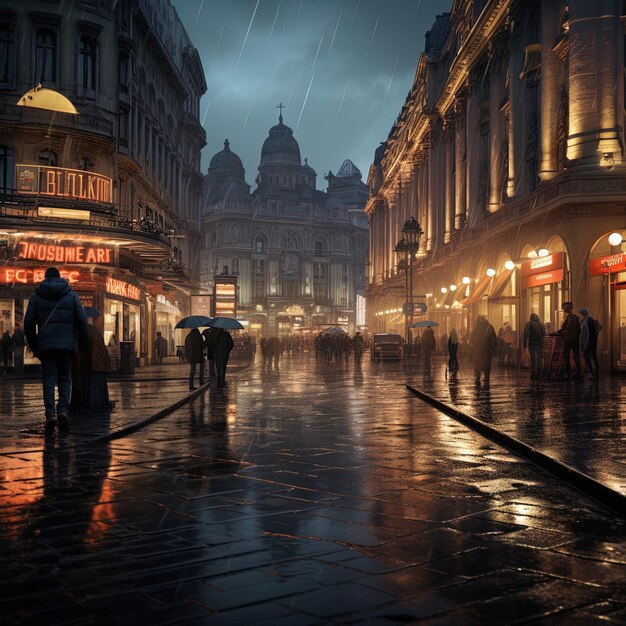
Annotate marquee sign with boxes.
[16,240,114,265]
[521,268,565,289]
[16,164,112,204]
[589,252,626,276]
[0,267,82,284]
[105,276,140,301]
[213,277,237,317]
[521,251,564,277]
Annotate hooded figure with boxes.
[470,316,497,385]
[523,313,545,382]
[448,328,459,375]
[24,267,88,430]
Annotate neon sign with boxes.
[16,241,113,265]
[0,267,82,284]
[16,164,112,204]
[105,277,140,301]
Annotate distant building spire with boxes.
[276,102,285,123]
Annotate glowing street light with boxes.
[608,232,623,247]
[486,268,496,277]
[462,276,471,284]
[538,248,549,257]
[504,260,515,271]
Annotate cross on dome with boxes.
[276,102,285,123]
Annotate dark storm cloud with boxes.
[173,0,451,185]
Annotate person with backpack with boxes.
[523,313,545,383]
[24,267,88,431]
[579,307,601,381]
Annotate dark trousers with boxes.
[41,350,73,417]
[563,340,582,378]
[188,360,205,388]
[529,344,542,379]
[214,356,229,388]
[474,359,492,382]
[583,341,599,379]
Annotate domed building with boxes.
[200,113,369,337]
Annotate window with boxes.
[231,258,239,274]
[38,149,57,167]
[119,53,129,94]
[314,239,326,256]
[80,156,94,170]
[119,107,129,146]
[254,236,266,253]
[35,29,56,84]
[253,260,265,299]
[0,146,13,191]
[78,35,97,91]
[0,21,15,86]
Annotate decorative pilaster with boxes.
[454,92,467,229]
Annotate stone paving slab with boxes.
[1,354,625,624]
[405,358,626,501]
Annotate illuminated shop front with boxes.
[154,293,181,357]
[103,276,142,363]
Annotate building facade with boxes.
[366,0,626,371]
[200,113,369,337]
[0,0,206,366]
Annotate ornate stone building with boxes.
[366,0,626,371]
[0,0,206,365]
[200,113,369,337]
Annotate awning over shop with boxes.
[488,268,514,299]
[461,275,492,306]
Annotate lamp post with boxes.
[394,216,423,352]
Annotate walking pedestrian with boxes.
[24,267,88,431]
[353,331,364,361]
[579,307,601,380]
[185,328,205,390]
[422,326,436,372]
[12,322,25,375]
[554,302,582,381]
[154,331,167,365]
[212,329,233,389]
[523,313,545,383]
[202,327,219,380]
[448,328,459,378]
[1,328,12,374]
[470,315,497,386]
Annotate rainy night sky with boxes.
[173,0,452,184]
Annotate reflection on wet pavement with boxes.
[1,354,625,624]
[408,359,626,496]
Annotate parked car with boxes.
[372,333,403,361]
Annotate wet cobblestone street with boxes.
[1,353,626,624]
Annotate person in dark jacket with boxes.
[448,328,459,378]
[185,328,205,390]
[1,329,12,374]
[209,329,234,388]
[470,316,497,386]
[523,313,545,383]
[555,302,582,380]
[579,307,600,381]
[12,322,25,375]
[422,327,436,372]
[24,267,88,430]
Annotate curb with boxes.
[88,382,212,446]
[406,384,626,516]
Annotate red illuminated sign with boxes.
[0,267,82,284]
[521,251,564,277]
[106,277,140,301]
[16,164,112,203]
[521,268,565,289]
[16,241,113,265]
[589,252,626,276]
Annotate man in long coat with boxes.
[470,315,497,386]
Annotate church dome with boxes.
[209,139,245,176]
[260,114,301,165]
[337,159,362,179]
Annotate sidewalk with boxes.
[405,357,626,508]
[0,356,251,452]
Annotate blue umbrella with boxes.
[175,315,213,329]
[410,320,439,328]
[320,327,346,335]
[206,317,244,330]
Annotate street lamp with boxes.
[394,237,410,343]
[397,216,423,352]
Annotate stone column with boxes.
[454,94,467,229]
[488,31,508,212]
[426,121,440,250]
[466,70,484,224]
[538,0,562,180]
[443,115,455,242]
[507,10,525,198]
[568,0,622,167]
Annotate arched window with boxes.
[38,149,57,167]
[0,146,14,191]
[78,35,97,91]
[280,231,301,251]
[35,29,56,83]
[253,236,266,253]
[314,239,327,256]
